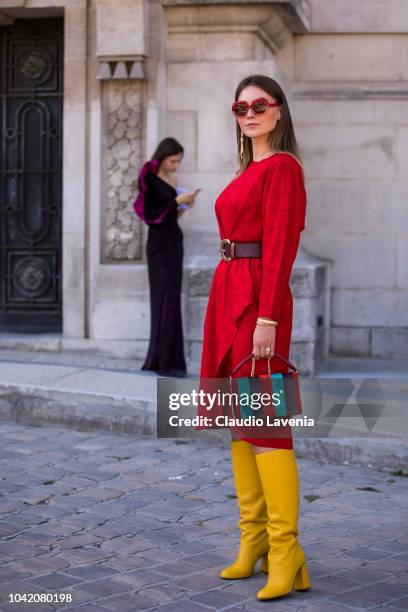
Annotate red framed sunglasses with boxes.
[231,97,281,117]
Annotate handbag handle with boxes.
[229,352,298,377]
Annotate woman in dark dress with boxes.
[135,138,199,376]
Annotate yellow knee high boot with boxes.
[220,441,269,579]
[255,449,311,600]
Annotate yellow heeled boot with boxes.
[220,441,269,579]
[255,449,311,600]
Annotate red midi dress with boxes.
[198,152,307,448]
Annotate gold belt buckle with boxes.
[220,238,235,262]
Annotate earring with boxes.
[240,131,244,160]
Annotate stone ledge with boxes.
[0,385,156,437]
[372,328,408,358]
[1,383,406,471]
[294,81,408,100]
[182,247,331,375]
[0,333,61,352]
[163,0,310,33]
[294,438,408,473]
[183,247,330,299]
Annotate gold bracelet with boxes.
[257,317,278,326]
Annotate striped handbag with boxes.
[228,352,302,421]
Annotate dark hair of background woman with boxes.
[234,75,301,173]
[150,137,184,163]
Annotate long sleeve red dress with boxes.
[198,152,307,448]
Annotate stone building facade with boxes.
[0,0,406,373]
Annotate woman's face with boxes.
[235,85,281,140]
[161,153,183,173]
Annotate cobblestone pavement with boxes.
[0,422,407,611]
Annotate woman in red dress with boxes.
[199,75,311,600]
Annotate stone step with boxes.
[0,354,157,435]
[0,351,407,471]
[317,356,408,379]
[0,333,61,352]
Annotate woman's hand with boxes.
[253,323,276,359]
[176,189,199,206]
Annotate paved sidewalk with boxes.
[0,422,408,611]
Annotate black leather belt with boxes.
[220,239,262,262]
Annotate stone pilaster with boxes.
[101,80,144,261]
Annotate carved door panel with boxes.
[0,18,63,331]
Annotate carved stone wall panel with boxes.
[102,80,144,262]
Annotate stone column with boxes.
[62,0,88,338]
[84,0,151,353]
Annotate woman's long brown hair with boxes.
[151,137,184,163]
[234,75,302,175]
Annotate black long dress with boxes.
[141,171,187,376]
